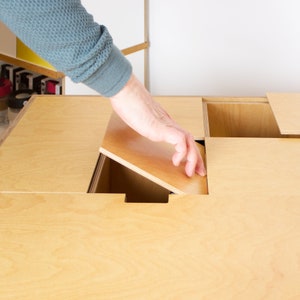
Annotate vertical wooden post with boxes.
[144,0,150,90]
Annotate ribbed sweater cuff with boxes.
[84,45,132,97]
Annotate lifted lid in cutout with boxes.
[100,112,207,195]
[267,93,300,135]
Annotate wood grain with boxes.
[0,192,299,299]
[0,53,64,79]
[205,102,281,137]
[121,41,149,56]
[100,112,207,194]
[267,93,300,135]
[154,96,205,140]
[206,137,300,196]
[0,95,112,192]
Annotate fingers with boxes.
[185,134,200,177]
[109,75,206,177]
[170,131,206,177]
[172,138,188,166]
[195,158,207,177]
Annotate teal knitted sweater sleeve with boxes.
[0,0,132,97]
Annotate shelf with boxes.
[0,53,64,80]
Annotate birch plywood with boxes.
[1,192,300,299]
[154,96,205,139]
[100,112,207,194]
[205,102,281,137]
[0,96,112,192]
[267,93,300,134]
[206,137,300,196]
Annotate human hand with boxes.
[109,74,206,177]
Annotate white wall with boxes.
[149,0,300,96]
[4,1,299,97]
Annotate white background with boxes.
[2,1,300,97]
[149,0,300,96]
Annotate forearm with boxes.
[0,0,132,96]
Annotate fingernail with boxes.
[200,169,207,176]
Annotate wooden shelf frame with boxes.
[0,52,64,79]
[1,41,149,78]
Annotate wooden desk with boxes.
[0,94,300,299]
[0,192,299,299]
[206,137,300,196]
[267,93,300,135]
[3,95,299,196]
[154,96,205,139]
[0,95,205,194]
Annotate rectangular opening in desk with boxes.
[88,154,170,203]
[205,102,282,138]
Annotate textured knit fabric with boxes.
[0,0,132,97]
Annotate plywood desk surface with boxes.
[206,137,300,196]
[1,95,300,299]
[267,93,300,135]
[0,95,206,193]
[0,192,299,299]
[0,96,112,192]
[154,96,205,140]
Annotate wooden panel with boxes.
[205,102,281,137]
[0,53,64,80]
[0,192,300,299]
[267,93,300,135]
[206,137,300,196]
[0,95,112,192]
[100,112,207,194]
[154,96,205,140]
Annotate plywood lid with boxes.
[153,96,205,140]
[100,112,207,194]
[0,96,112,192]
[267,93,300,135]
[205,137,300,197]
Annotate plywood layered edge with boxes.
[267,93,300,135]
